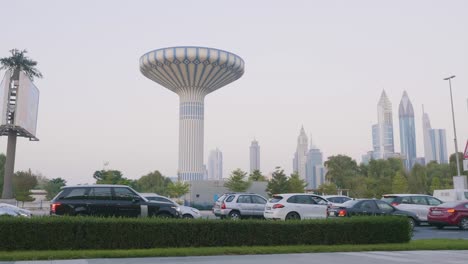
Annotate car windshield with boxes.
[216,194,227,202]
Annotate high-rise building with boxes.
[422,106,433,163]
[305,141,326,189]
[140,47,244,181]
[371,90,395,159]
[399,91,417,170]
[430,129,448,164]
[293,126,308,180]
[249,139,260,173]
[207,148,223,180]
[422,107,448,165]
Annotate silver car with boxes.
[140,193,201,219]
[0,203,32,217]
[212,193,267,219]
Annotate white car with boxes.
[381,194,443,223]
[140,193,201,219]
[264,193,329,220]
[0,203,32,217]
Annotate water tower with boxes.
[140,47,244,181]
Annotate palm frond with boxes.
[0,49,43,80]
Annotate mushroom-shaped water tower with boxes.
[140,47,244,181]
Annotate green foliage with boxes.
[135,171,172,196]
[450,152,468,176]
[248,170,266,181]
[0,49,43,80]
[224,169,251,192]
[0,216,411,250]
[317,183,338,195]
[266,167,289,196]
[287,172,307,193]
[408,164,427,194]
[426,161,452,189]
[13,170,37,202]
[429,176,442,194]
[392,171,408,193]
[325,155,359,188]
[44,178,67,200]
[93,170,135,187]
[167,181,190,198]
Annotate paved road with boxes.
[413,225,468,240]
[5,250,468,264]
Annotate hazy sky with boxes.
[1,0,467,185]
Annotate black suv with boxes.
[50,185,180,218]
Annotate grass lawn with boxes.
[0,239,467,261]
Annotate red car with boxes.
[428,201,468,230]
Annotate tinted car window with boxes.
[311,196,328,205]
[288,195,314,204]
[358,201,376,210]
[62,188,88,200]
[381,196,396,203]
[269,196,283,203]
[342,200,359,207]
[328,197,350,203]
[237,195,252,203]
[376,200,394,211]
[401,197,411,204]
[412,196,428,205]
[89,187,112,200]
[427,197,442,206]
[225,195,235,202]
[113,187,138,201]
[252,195,267,204]
[216,194,227,202]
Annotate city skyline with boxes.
[399,91,417,170]
[1,0,467,184]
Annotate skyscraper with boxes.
[399,91,417,170]
[293,126,308,180]
[249,139,260,173]
[207,148,223,180]
[305,140,325,189]
[422,106,433,163]
[372,90,395,159]
[430,129,448,164]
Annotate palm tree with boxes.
[0,49,42,199]
[0,49,42,80]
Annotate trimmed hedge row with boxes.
[0,216,411,250]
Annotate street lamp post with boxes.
[444,75,461,177]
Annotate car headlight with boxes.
[172,206,181,212]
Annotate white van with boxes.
[433,189,468,202]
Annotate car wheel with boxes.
[182,214,194,219]
[285,212,301,220]
[408,218,416,230]
[459,218,468,230]
[228,210,241,220]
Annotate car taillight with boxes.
[273,204,284,209]
[50,202,61,213]
[391,202,399,206]
[338,209,346,217]
[447,208,456,213]
[221,202,226,209]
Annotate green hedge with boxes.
[0,216,411,250]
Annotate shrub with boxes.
[0,216,411,250]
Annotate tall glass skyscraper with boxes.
[399,91,417,170]
[293,126,308,180]
[368,90,395,161]
[305,144,325,189]
[422,108,448,164]
[249,139,260,173]
[207,148,223,180]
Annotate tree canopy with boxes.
[224,169,251,192]
[0,49,43,80]
[266,167,289,196]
